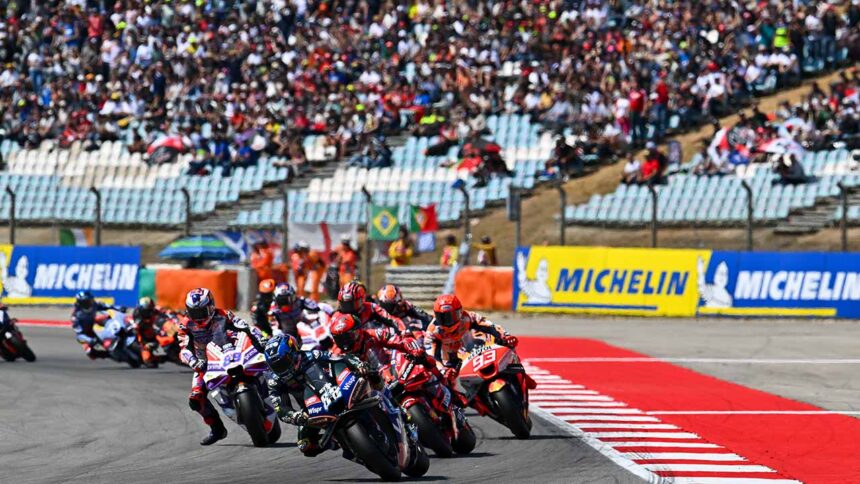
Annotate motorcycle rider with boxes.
[427,294,521,385]
[329,313,429,387]
[335,281,407,333]
[263,333,373,457]
[130,297,176,367]
[268,283,334,346]
[71,290,126,360]
[376,284,432,331]
[250,278,276,334]
[177,287,260,445]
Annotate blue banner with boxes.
[0,245,141,306]
[698,251,860,317]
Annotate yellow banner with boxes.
[0,244,12,299]
[514,246,709,316]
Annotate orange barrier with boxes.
[155,269,238,310]
[454,267,513,311]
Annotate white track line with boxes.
[530,395,613,401]
[573,423,679,430]
[590,432,701,439]
[529,406,667,483]
[671,479,801,484]
[647,410,860,415]
[562,416,661,422]
[642,464,775,473]
[547,408,643,414]
[536,401,628,408]
[531,389,600,395]
[533,383,586,389]
[526,357,860,364]
[609,442,721,449]
[626,452,746,462]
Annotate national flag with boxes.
[58,228,93,247]
[369,205,400,241]
[416,232,436,253]
[409,204,439,232]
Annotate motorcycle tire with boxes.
[236,391,270,447]
[407,405,453,457]
[452,420,476,454]
[267,418,282,444]
[0,344,16,362]
[492,386,531,439]
[403,443,430,478]
[343,420,401,482]
[16,341,36,362]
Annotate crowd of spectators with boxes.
[0,0,858,180]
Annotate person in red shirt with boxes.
[628,84,647,147]
[653,75,670,139]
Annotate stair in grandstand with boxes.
[384,265,450,309]
[191,161,347,234]
[775,188,860,235]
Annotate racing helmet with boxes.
[330,313,362,352]
[258,278,276,296]
[337,281,366,315]
[433,294,465,337]
[263,334,302,375]
[75,290,96,313]
[273,283,297,311]
[133,297,156,322]
[376,284,403,315]
[185,288,215,326]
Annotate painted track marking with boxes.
[524,362,801,484]
[526,357,860,364]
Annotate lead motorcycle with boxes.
[385,350,475,457]
[92,310,142,368]
[458,339,535,439]
[302,355,429,481]
[203,328,281,447]
[0,305,36,362]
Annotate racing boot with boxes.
[200,420,228,446]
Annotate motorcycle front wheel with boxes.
[407,405,453,457]
[343,419,402,482]
[236,390,270,447]
[13,338,36,362]
[492,386,531,439]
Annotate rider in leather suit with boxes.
[268,283,334,348]
[376,284,432,331]
[70,290,126,359]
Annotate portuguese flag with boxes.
[409,204,439,232]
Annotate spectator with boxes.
[388,227,414,268]
[440,235,459,267]
[473,236,498,267]
[250,242,274,284]
[622,159,641,185]
[772,154,809,185]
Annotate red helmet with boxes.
[433,294,464,337]
[330,313,362,352]
[258,279,276,294]
[376,284,402,315]
[338,281,366,315]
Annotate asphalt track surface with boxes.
[4,310,860,483]
[0,323,636,484]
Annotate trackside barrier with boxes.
[0,244,141,306]
[155,269,237,310]
[514,246,860,318]
[454,266,513,311]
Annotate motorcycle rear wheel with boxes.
[267,419,282,444]
[407,405,453,457]
[236,391,270,447]
[403,443,430,478]
[16,341,36,362]
[0,343,16,362]
[452,420,476,454]
[492,387,531,439]
[343,420,401,482]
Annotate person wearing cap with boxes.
[333,236,359,286]
[290,241,326,301]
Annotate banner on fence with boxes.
[514,246,860,318]
[0,245,141,306]
[514,246,706,316]
[697,251,860,317]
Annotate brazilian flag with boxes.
[369,204,400,241]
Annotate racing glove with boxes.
[281,410,309,426]
[353,361,372,377]
[190,359,207,372]
[404,338,425,359]
[443,367,459,386]
[502,335,519,348]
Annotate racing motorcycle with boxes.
[0,306,36,362]
[458,339,534,439]
[385,350,475,457]
[153,315,182,365]
[296,305,334,351]
[302,356,429,481]
[203,329,281,447]
[93,311,143,368]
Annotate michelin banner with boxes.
[514,246,860,318]
[514,246,708,316]
[0,245,140,306]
